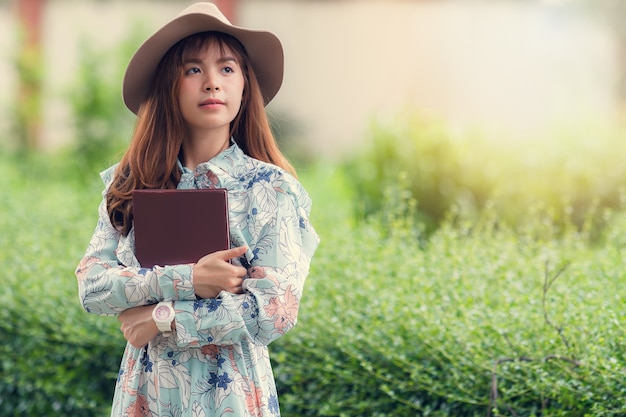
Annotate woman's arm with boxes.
[76,195,198,316]
[172,180,320,348]
[114,246,249,348]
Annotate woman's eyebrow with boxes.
[183,56,237,65]
[217,56,237,64]
[182,57,203,65]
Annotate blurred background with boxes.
[3,1,626,415]
[1,0,624,158]
[4,0,626,230]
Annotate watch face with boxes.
[155,305,171,320]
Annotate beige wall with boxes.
[0,0,618,157]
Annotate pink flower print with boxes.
[125,393,149,417]
[244,382,264,417]
[264,286,299,333]
[121,356,138,396]
[75,256,100,280]
[201,344,219,359]
[195,170,220,189]
[206,170,220,187]
[248,266,266,279]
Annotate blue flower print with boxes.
[140,348,153,373]
[167,350,179,366]
[268,394,280,415]
[193,298,223,313]
[245,168,274,189]
[206,298,221,312]
[208,372,232,390]
[217,373,232,389]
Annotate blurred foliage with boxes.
[275,183,626,415]
[268,109,312,169]
[2,151,626,415]
[342,113,626,238]
[0,156,122,416]
[65,30,144,181]
[12,26,43,152]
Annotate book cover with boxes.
[132,189,230,268]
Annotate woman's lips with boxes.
[199,98,224,106]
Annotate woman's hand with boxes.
[192,246,248,299]
[118,305,161,348]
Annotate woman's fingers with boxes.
[213,245,248,262]
[192,246,249,298]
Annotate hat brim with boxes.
[122,3,284,114]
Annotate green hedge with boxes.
[274,200,626,416]
[2,153,626,416]
[0,154,123,416]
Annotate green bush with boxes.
[273,174,626,416]
[2,153,626,416]
[0,157,123,416]
[343,114,626,236]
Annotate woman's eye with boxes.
[223,66,234,74]
[185,67,201,75]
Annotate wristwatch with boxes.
[152,302,175,336]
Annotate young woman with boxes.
[75,3,319,416]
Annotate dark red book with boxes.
[132,189,230,268]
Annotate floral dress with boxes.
[76,143,319,417]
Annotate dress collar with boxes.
[177,140,246,189]
[177,139,245,175]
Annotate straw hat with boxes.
[122,2,284,114]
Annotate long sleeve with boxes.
[75,177,197,316]
[173,171,319,347]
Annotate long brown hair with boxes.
[107,31,295,236]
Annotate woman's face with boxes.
[177,42,245,139]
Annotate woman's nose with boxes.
[204,75,220,91]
